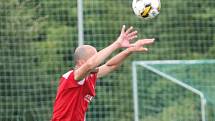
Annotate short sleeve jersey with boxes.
[51,70,97,121]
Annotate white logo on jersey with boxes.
[84,94,94,103]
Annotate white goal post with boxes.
[131,60,214,121]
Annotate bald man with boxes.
[51,25,154,121]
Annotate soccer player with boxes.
[51,25,154,121]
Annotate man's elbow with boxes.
[109,64,119,71]
[85,60,98,71]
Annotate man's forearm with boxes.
[96,49,132,78]
[87,41,120,68]
[105,48,132,67]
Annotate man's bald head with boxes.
[74,45,97,65]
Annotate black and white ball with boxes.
[132,0,161,19]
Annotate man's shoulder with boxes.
[58,69,82,90]
[61,69,90,86]
[62,70,74,79]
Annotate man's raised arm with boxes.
[97,38,154,78]
[74,25,138,81]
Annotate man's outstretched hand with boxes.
[116,25,138,48]
[128,38,155,52]
[115,25,154,52]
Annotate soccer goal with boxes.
[132,60,215,121]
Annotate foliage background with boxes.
[0,0,214,121]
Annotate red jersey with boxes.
[51,70,97,121]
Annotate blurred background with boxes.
[0,0,214,121]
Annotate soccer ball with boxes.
[132,0,161,19]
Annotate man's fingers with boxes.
[128,35,138,41]
[121,25,126,34]
[125,26,133,34]
[127,31,138,39]
[140,47,148,52]
[135,47,148,52]
[138,38,155,45]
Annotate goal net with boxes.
[132,60,215,121]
